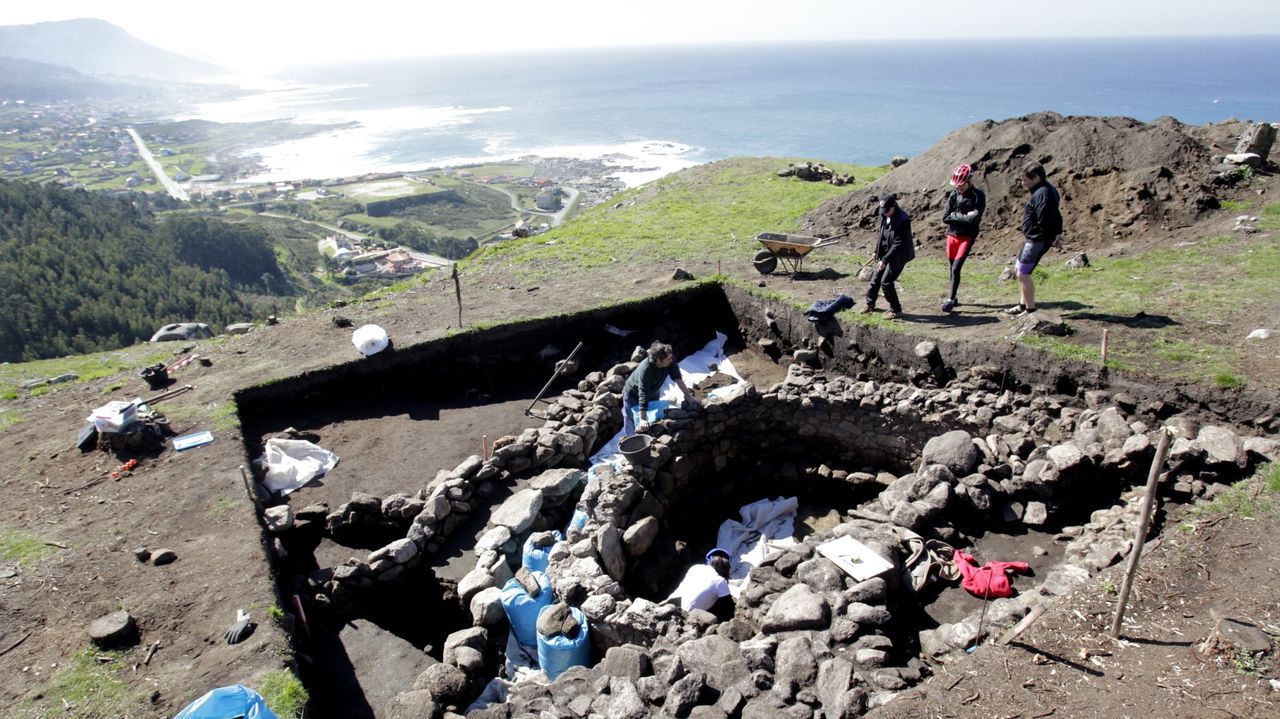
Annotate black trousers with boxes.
[866,259,907,312]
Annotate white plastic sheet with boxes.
[715,496,799,596]
[589,331,746,465]
[254,438,338,496]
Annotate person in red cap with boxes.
[940,163,985,313]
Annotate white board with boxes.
[815,535,894,582]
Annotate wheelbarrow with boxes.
[752,232,845,275]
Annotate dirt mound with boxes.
[805,112,1248,255]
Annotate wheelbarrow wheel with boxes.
[753,249,778,275]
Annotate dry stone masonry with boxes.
[260,341,1278,718]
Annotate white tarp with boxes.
[715,496,799,596]
[589,331,746,465]
[254,438,338,496]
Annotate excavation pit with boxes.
[231,283,1277,718]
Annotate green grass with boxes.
[164,400,240,432]
[1186,464,1280,522]
[1214,372,1246,389]
[466,157,888,277]
[1019,334,1135,371]
[1218,199,1249,213]
[1259,202,1280,230]
[0,526,57,565]
[209,498,239,520]
[453,163,534,178]
[256,669,308,719]
[17,648,138,719]
[0,348,171,398]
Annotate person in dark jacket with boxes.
[1006,162,1063,316]
[861,194,914,319]
[940,164,986,313]
[622,341,698,435]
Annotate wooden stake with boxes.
[996,605,1046,646]
[1110,427,1172,637]
[1100,329,1110,366]
[451,265,463,328]
[293,594,311,638]
[482,434,489,461]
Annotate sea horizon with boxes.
[176,36,1280,185]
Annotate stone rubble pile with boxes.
[267,345,1277,718]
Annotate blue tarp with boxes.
[172,684,278,719]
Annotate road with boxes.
[259,212,453,267]
[488,184,580,227]
[260,212,370,243]
[125,128,189,201]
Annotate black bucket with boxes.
[140,363,170,390]
[618,434,654,467]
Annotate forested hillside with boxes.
[0,181,283,362]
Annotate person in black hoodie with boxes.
[1006,161,1064,316]
[940,163,986,313]
[861,194,914,319]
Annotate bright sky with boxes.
[3,0,1278,70]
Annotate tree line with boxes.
[0,180,287,362]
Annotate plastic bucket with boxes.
[618,434,653,466]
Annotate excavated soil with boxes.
[805,112,1249,255]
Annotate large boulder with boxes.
[675,635,752,691]
[921,431,981,476]
[149,322,213,342]
[490,489,543,534]
[761,584,831,632]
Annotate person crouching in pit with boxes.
[665,548,736,620]
[621,341,699,434]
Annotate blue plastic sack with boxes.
[566,508,588,533]
[500,571,552,648]
[173,684,279,719]
[628,399,670,427]
[521,530,563,573]
[536,605,590,681]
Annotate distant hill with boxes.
[0,56,158,100]
[0,17,221,82]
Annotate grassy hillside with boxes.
[466,157,1279,389]
[469,158,889,276]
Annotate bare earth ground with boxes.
[1,170,1278,717]
[869,505,1280,719]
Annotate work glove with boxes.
[223,609,255,645]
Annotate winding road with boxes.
[125,128,189,201]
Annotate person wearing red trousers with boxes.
[940,163,986,313]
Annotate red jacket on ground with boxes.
[953,550,1031,598]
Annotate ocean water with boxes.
[180,37,1280,184]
